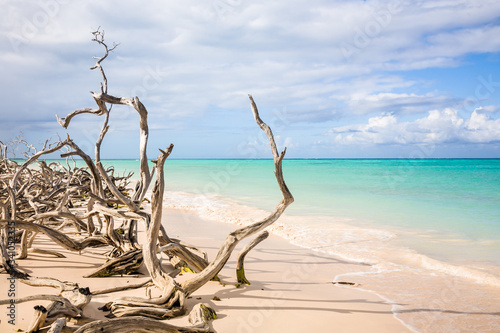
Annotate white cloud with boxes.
[465,107,500,143]
[341,89,458,115]
[330,107,500,145]
[339,0,500,67]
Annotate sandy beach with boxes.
[3,0,500,329]
[1,207,412,332]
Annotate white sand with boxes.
[0,208,413,332]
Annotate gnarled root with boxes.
[15,276,92,322]
[159,241,208,273]
[103,304,185,320]
[100,285,186,320]
[85,248,143,277]
[74,316,212,333]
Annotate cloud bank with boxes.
[330,106,500,145]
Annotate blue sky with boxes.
[1,0,500,158]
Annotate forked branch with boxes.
[181,95,294,295]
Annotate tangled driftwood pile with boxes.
[0,30,293,332]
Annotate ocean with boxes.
[34,158,500,331]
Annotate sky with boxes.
[1,0,500,159]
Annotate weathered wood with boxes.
[62,140,104,234]
[46,298,82,319]
[16,229,30,259]
[27,210,95,231]
[47,317,66,333]
[6,276,92,320]
[74,316,211,333]
[0,220,109,252]
[92,110,139,213]
[159,242,208,273]
[95,93,152,202]
[85,249,143,277]
[188,303,217,328]
[0,294,82,323]
[96,144,184,319]
[9,139,71,191]
[144,145,175,291]
[104,304,185,319]
[0,140,7,159]
[27,305,47,333]
[57,107,106,129]
[236,231,269,285]
[181,95,294,295]
[0,294,69,306]
[19,275,77,292]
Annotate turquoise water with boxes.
[161,158,500,240]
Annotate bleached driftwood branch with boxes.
[236,231,269,285]
[0,29,295,331]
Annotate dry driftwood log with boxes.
[0,29,294,331]
[26,305,47,333]
[236,230,269,285]
[47,317,67,333]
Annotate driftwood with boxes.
[188,303,217,329]
[236,231,269,285]
[73,316,211,333]
[47,318,67,333]
[0,29,294,331]
[26,305,47,333]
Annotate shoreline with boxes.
[161,191,500,332]
[161,208,416,333]
[0,207,413,333]
[162,189,500,283]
